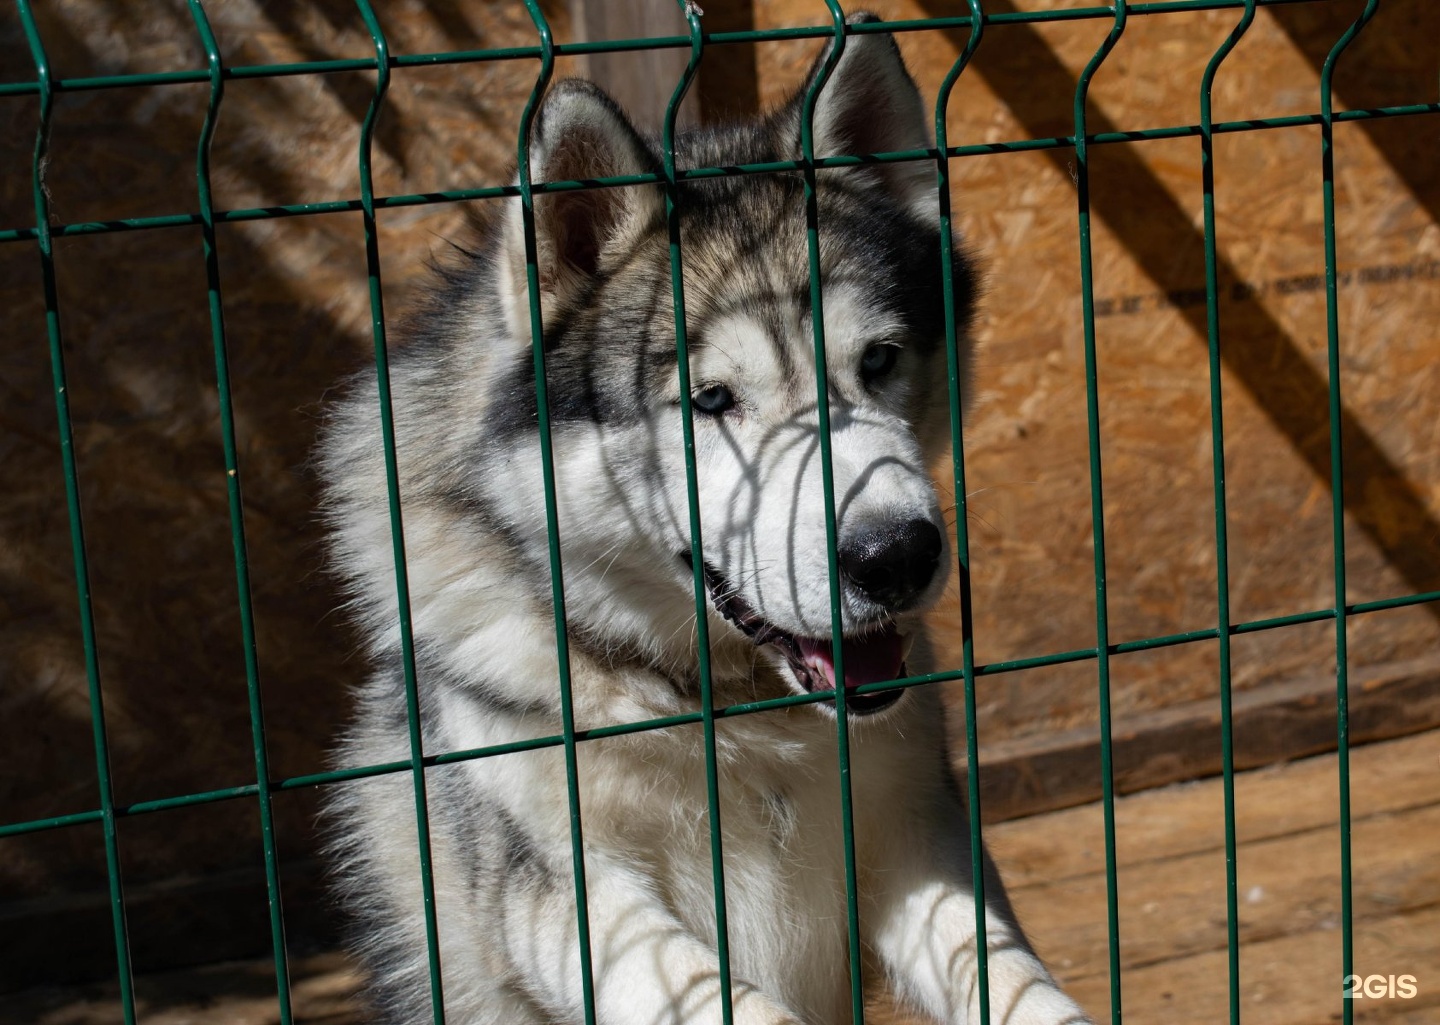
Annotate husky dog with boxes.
[319,14,1087,1025]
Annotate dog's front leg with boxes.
[864,789,1091,1025]
[505,849,802,1025]
[869,872,1090,1024]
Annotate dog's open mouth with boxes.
[682,554,907,716]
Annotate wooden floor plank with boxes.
[8,732,1436,1025]
[3,953,363,1025]
[1061,903,1440,1025]
[988,728,1440,888]
[1008,802,1440,980]
[960,656,1440,821]
[999,730,1440,1024]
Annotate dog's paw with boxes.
[1002,989,1093,1025]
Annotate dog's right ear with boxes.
[783,13,936,224]
[500,80,663,338]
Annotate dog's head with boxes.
[484,16,977,713]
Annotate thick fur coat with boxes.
[319,15,1088,1025]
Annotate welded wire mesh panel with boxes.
[2,2,1437,1024]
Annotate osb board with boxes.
[10,730,1436,1025]
[1,0,1437,989]
[1,952,365,1025]
[997,727,1440,1025]
[0,0,574,982]
[743,0,1440,744]
[958,652,1440,821]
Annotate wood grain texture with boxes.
[572,0,699,131]
[957,655,1440,821]
[998,728,1440,1025]
[3,0,1436,996]
[990,728,1440,888]
[10,731,1434,1024]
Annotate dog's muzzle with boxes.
[679,552,913,716]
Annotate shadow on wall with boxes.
[0,0,566,988]
[919,0,1440,618]
[1,0,1436,994]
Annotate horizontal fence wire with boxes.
[6,3,1439,1024]
[3,103,1439,245]
[2,588,1437,841]
[0,0,1351,101]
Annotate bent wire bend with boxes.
[516,4,600,1024]
[795,5,870,1024]
[933,5,993,1020]
[661,4,740,1024]
[1319,4,1382,1023]
[1072,2,1129,1021]
[352,1,449,1021]
[15,4,139,1023]
[185,1,296,1020]
[1197,1,1257,1021]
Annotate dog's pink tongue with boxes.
[797,625,904,691]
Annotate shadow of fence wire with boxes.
[0,0,1435,1001]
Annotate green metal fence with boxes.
[3,1,1439,1024]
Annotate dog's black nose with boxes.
[839,518,943,611]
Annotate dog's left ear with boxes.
[500,79,664,338]
[788,13,936,222]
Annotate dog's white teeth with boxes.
[804,654,837,691]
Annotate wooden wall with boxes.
[1,0,1435,988]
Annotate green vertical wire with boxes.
[933,4,991,1022]
[661,6,737,1022]
[1072,3,1127,1022]
[516,4,598,1022]
[186,4,294,1021]
[1198,4,1255,1022]
[1319,3,1379,1022]
[798,7,867,1024]
[15,5,137,1022]
[1198,4,1255,1019]
[351,4,447,1021]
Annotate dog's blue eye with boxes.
[692,384,735,415]
[860,343,899,384]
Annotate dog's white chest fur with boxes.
[591,720,856,1023]
[318,12,1090,1024]
[430,687,859,1022]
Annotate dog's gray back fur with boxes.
[318,15,1087,1025]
